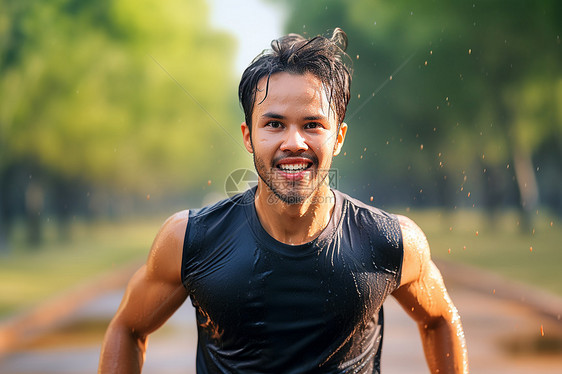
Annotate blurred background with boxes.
[0,0,561,373]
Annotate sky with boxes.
[208,0,286,74]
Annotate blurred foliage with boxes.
[2,0,562,247]
[275,0,562,217]
[0,0,247,246]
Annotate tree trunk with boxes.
[512,148,539,233]
[25,182,44,247]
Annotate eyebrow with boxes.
[262,112,285,120]
[262,112,326,121]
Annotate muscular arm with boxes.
[98,211,189,373]
[392,215,468,374]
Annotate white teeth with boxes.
[279,163,308,172]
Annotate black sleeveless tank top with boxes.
[182,187,403,373]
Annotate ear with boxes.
[333,122,348,156]
[241,122,253,153]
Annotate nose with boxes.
[280,126,308,153]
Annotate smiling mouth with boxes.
[277,162,312,173]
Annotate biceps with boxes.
[113,265,188,337]
[393,260,455,326]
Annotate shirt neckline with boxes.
[243,186,344,257]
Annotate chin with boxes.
[275,192,308,205]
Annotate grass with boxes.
[401,207,562,296]
[0,216,167,318]
[0,208,561,319]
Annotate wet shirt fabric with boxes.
[181,187,403,374]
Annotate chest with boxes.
[186,235,394,343]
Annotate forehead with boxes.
[253,72,331,115]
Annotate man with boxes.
[99,28,468,373]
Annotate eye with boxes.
[265,121,283,129]
[304,122,324,130]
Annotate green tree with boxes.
[275,0,562,224]
[0,0,243,246]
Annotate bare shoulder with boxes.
[146,210,189,284]
[395,214,431,286]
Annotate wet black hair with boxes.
[238,28,352,132]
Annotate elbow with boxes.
[423,303,463,330]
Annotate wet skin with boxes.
[98,72,468,373]
[241,71,348,245]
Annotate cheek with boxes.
[316,136,338,155]
[256,133,283,149]
[252,136,279,159]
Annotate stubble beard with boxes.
[252,152,332,205]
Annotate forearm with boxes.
[418,313,468,374]
[98,322,147,374]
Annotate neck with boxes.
[254,182,335,246]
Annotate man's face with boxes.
[241,71,347,204]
